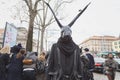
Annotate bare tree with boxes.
[10,1,29,26]
[11,0,73,52]
[23,0,41,51]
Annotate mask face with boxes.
[61,26,72,38]
[60,35,72,43]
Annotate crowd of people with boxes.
[0,44,116,80]
[0,43,47,80]
[0,43,118,80]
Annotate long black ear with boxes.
[44,1,63,28]
[68,2,91,27]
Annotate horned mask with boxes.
[44,2,91,38]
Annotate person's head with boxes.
[41,52,45,56]
[19,48,26,55]
[16,48,26,58]
[38,52,46,61]
[17,43,22,48]
[84,48,89,52]
[0,45,10,54]
[108,53,114,59]
[10,45,21,54]
[61,26,72,38]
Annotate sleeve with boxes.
[47,44,55,72]
[103,60,109,71]
[112,60,118,70]
[46,44,56,80]
[91,54,95,68]
[77,47,83,77]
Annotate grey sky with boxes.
[0,0,120,44]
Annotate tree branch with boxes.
[21,20,29,23]
[29,0,33,9]
[37,8,43,11]
[46,17,63,27]
[45,19,55,27]
[34,0,41,10]
[23,0,30,10]
[37,12,43,25]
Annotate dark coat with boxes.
[7,54,24,80]
[0,53,9,80]
[47,37,83,80]
[86,53,95,69]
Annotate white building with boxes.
[16,27,27,48]
[112,39,120,52]
[79,36,118,53]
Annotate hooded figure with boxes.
[47,38,82,80]
[45,1,91,80]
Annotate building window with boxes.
[115,46,118,49]
[114,42,117,45]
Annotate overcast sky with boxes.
[0,0,120,45]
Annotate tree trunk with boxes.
[40,27,45,53]
[37,29,40,53]
[26,12,36,51]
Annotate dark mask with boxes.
[60,35,72,43]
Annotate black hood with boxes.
[57,36,77,56]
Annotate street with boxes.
[93,71,120,80]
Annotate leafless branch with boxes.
[37,8,43,11]
[45,19,55,27]
[34,16,42,28]
[24,0,31,10]
[46,17,63,27]
[37,12,43,25]
[21,20,29,23]
[34,0,41,10]
[34,27,41,30]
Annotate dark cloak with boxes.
[47,36,83,80]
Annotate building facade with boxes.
[112,39,120,52]
[79,36,118,53]
[16,27,28,48]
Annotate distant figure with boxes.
[0,45,10,80]
[104,53,117,80]
[83,48,95,80]
[7,48,26,80]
